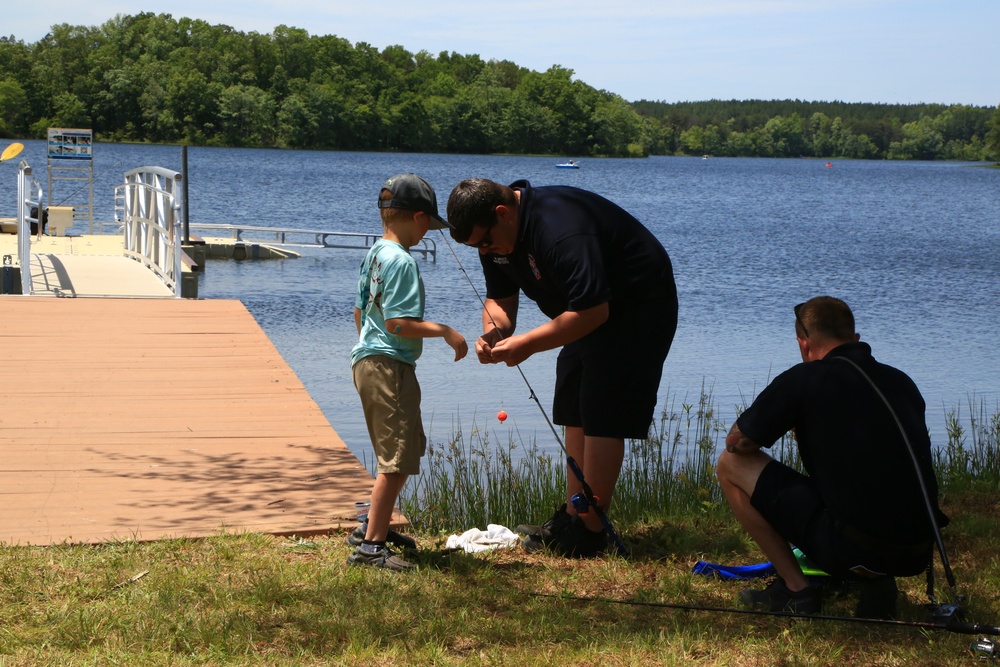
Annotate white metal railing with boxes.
[187,223,438,262]
[15,161,43,295]
[114,166,183,297]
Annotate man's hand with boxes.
[488,333,534,366]
[725,422,761,454]
[476,327,505,364]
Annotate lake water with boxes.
[4,141,998,463]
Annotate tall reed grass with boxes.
[400,390,1000,534]
[938,396,1000,490]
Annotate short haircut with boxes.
[797,296,856,342]
[379,188,413,226]
[446,178,516,243]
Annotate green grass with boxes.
[1,395,998,665]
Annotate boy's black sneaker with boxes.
[347,545,416,572]
[854,575,898,619]
[515,503,571,541]
[347,523,417,550]
[739,577,822,614]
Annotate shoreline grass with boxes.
[1,396,998,665]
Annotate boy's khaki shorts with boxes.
[352,355,426,475]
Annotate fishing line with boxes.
[437,229,629,555]
[530,590,1000,637]
[437,230,565,452]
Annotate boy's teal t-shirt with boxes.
[351,239,424,367]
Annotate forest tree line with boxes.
[1,12,998,161]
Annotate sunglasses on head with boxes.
[794,303,809,337]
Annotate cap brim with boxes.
[428,215,453,231]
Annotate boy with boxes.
[348,173,468,571]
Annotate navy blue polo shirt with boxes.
[480,180,676,320]
[736,341,947,545]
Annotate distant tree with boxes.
[986,107,1000,162]
[679,124,722,156]
[3,12,989,159]
[0,78,28,135]
[218,84,275,146]
[277,92,318,148]
[887,116,944,160]
[592,95,648,156]
[807,112,837,157]
[838,130,879,159]
[760,114,807,157]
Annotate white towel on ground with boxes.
[445,524,521,553]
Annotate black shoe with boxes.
[347,545,416,572]
[347,523,417,550]
[739,578,822,614]
[854,576,898,619]
[515,503,571,541]
[523,516,608,558]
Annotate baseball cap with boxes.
[377,173,452,230]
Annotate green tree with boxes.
[887,116,944,160]
[0,78,28,135]
[496,91,556,155]
[679,124,722,156]
[520,66,592,154]
[985,107,1000,161]
[838,130,879,159]
[162,69,222,144]
[759,114,807,157]
[807,112,836,157]
[218,84,275,146]
[592,95,648,157]
[9,11,990,159]
[277,92,318,148]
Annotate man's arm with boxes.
[725,421,763,454]
[488,301,610,367]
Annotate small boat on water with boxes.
[556,160,580,169]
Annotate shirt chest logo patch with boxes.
[528,254,542,280]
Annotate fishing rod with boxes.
[833,356,959,610]
[438,230,629,557]
[531,590,1000,637]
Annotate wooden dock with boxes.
[0,296,384,546]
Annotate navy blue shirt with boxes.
[480,181,676,320]
[737,341,947,545]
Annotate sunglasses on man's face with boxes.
[794,303,809,337]
[465,222,495,249]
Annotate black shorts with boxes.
[750,460,931,577]
[552,299,676,439]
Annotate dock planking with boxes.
[0,296,387,545]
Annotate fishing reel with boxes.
[971,637,997,660]
[570,492,597,516]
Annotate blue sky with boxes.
[6,0,998,106]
